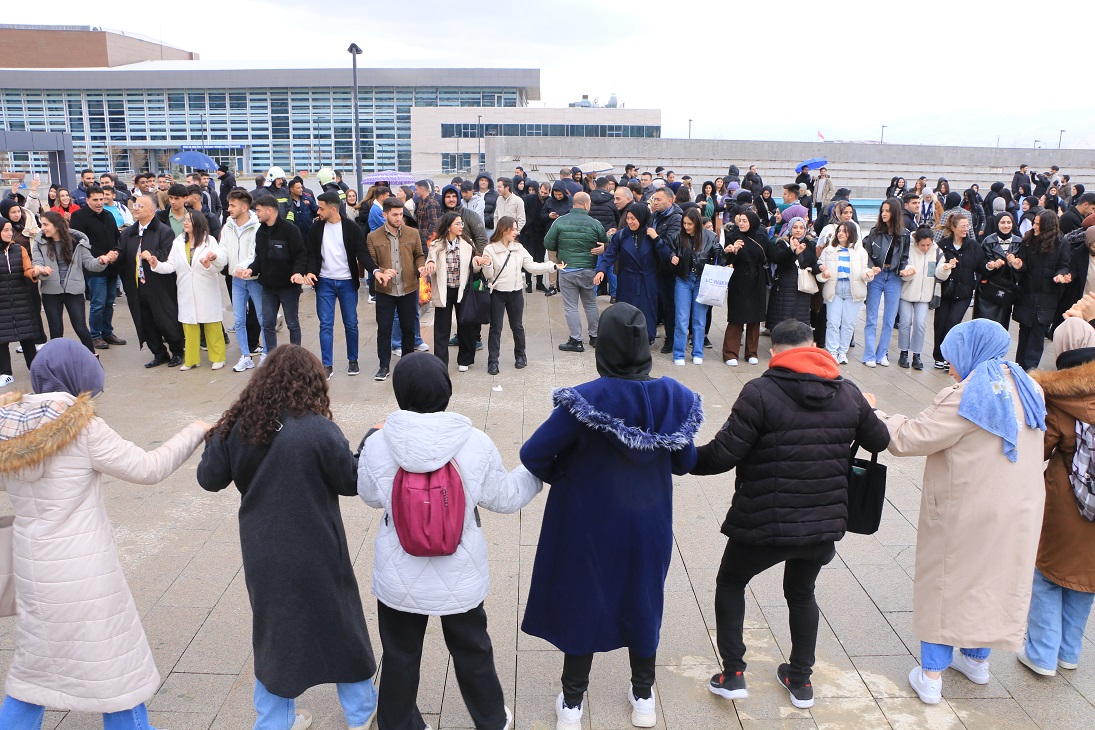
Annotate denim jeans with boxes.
[86,272,118,339]
[825,280,862,358]
[597,254,617,296]
[254,678,377,730]
[897,300,929,355]
[672,273,707,360]
[0,696,158,729]
[232,278,266,355]
[920,642,990,672]
[391,308,424,349]
[261,285,302,350]
[862,269,902,363]
[315,277,359,367]
[1024,568,1095,671]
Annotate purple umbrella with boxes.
[362,170,416,186]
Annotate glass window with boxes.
[441,123,455,138]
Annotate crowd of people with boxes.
[1,158,1095,730]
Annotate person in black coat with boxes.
[933,214,984,367]
[245,196,309,351]
[722,209,770,364]
[650,188,683,353]
[974,212,1024,329]
[119,198,185,368]
[1060,192,1095,234]
[1057,226,1095,327]
[216,165,237,223]
[588,180,617,231]
[765,217,819,329]
[197,344,378,730]
[69,187,124,348]
[0,221,45,382]
[1013,211,1070,369]
[692,319,890,705]
[522,181,549,291]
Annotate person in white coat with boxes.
[358,352,542,730]
[0,339,207,730]
[817,221,872,363]
[150,209,227,371]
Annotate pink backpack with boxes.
[391,460,467,557]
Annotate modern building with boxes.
[0,24,198,68]
[0,26,660,181]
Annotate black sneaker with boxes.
[660,339,673,354]
[708,671,748,700]
[934,360,949,370]
[545,286,559,297]
[912,354,925,370]
[558,338,585,353]
[449,335,459,347]
[609,296,617,304]
[776,663,813,709]
[374,367,390,381]
[487,362,500,375]
[325,366,334,380]
[898,351,910,368]
[704,337,713,349]
[515,356,527,369]
[347,361,360,376]
[476,339,484,351]
[589,336,598,348]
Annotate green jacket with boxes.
[543,209,607,270]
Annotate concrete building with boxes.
[0,25,198,68]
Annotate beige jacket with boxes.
[0,391,205,712]
[493,192,526,233]
[899,242,952,303]
[817,243,871,302]
[480,240,556,292]
[877,371,1046,651]
[428,236,476,308]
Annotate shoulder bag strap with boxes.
[489,250,513,288]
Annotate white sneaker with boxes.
[1017,649,1057,676]
[225,325,235,333]
[555,692,582,730]
[415,342,430,352]
[392,348,402,357]
[14,345,22,353]
[949,652,990,684]
[458,365,469,372]
[211,361,225,370]
[864,359,877,368]
[674,359,686,366]
[908,667,942,705]
[367,295,376,304]
[838,354,849,365]
[260,354,267,366]
[0,374,13,387]
[725,359,738,367]
[501,706,512,730]
[879,355,890,367]
[292,709,313,729]
[628,688,656,728]
[179,363,198,371]
[1059,658,1079,670]
[692,357,703,365]
[233,356,255,372]
[747,357,759,365]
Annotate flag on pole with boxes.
[817,130,825,140]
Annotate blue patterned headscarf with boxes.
[941,319,1046,462]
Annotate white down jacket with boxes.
[358,410,542,615]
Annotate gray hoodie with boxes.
[31,229,107,295]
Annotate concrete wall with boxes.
[484,137,1095,197]
[0,28,196,68]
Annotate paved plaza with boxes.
[1,289,1092,730]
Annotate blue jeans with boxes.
[87,273,118,339]
[233,277,266,355]
[0,696,157,729]
[315,277,359,367]
[862,269,902,363]
[391,308,424,350]
[1025,568,1095,671]
[253,678,377,730]
[825,280,862,358]
[597,254,617,296]
[672,273,707,359]
[920,642,990,672]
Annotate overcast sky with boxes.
[18,1,1095,149]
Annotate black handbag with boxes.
[846,441,887,535]
[458,267,492,326]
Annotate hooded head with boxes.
[1054,317,1095,370]
[473,172,495,192]
[596,303,652,381]
[441,184,462,211]
[943,192,961,210]
[990,181,1005,194]
[392,352,452,413]
[30,339,104,397]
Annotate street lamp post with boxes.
[347,43,363,200]
[1059,129,1066,149]
[477,114,483,173]
[688,119,692,139]
[881,125,887,144]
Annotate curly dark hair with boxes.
[205,344,331,445]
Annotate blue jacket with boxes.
[598,228,672,341]
[520,377,702,656]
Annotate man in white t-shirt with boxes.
[305,190,374,378]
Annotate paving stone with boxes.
[948,698,1038,729]
[876,697,964,729]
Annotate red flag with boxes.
[817,130,825,140]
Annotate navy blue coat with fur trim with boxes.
[519,376,702,656]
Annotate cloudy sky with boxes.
[18,1,1095,149]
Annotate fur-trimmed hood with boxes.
[0,391,95,475]
[552,378,703,457]
[1031,358,1095,424]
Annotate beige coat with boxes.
[152,234,227,324]
[428,236,476,308]
[0,391,205,712]
[877,370,1046,651]
[480,240,556,292]
[817,243,871,302]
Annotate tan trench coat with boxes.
[877,369,1046,651]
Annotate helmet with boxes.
[316,167,336,187]
[265,166,286,185]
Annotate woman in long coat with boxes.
[0,339,206,728]
[595,203,672,343]
[520,303,702,730]
[197,344,378,730]
[722,209,770,365]
[0,220,45,386]
[868,319,1047,704]
[764,216,818,329]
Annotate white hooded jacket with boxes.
[358,410,541,615]
[219,211,260,280]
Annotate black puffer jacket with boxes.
[589,189,617,231]
[693,352,890,546]
[1013,236,1070,328]
[937,235,985,301]
[0,242,46,345]
[473,173,498,231]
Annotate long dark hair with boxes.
[682,208,705,252]
[1024,210,1060,254]
[40,210,74,264]
[489,215,517,244]
[186,209,210,248]
[206,344,331,445]
[872,198,904,237]
[435,211,472,244]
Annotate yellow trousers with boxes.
[183,322,226,366]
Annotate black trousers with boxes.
[434,286,477,367]
[715,540,836,685]
[561,650,656,709]
[138,290,182,359]
[523,237,546,287]
[487,289,525,365]
[375,291,417,369]
[41,293,95,352]
[224,274,261,352]
[0,339,36,375]
[932,298,969,361]
[1016,320,1048,370]
[376,601,507,730]
[656,269,675,341]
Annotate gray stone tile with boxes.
[150,672,236,714]
[948,698,1038,729]
[876,697,964,729]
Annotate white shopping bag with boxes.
[696,264,733,306]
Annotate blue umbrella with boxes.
[796,158,828,174]
[171,150,218,171]
[362,170,416,186]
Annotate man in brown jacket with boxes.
[367,198,425,381]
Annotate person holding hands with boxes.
[366,197,426,381]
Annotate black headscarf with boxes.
[943,192,962,210]
[595,303,653,381]
[625,202,650,229]
[392,352,452,413]
[30,339,104,397]
[992,211,1018,238]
